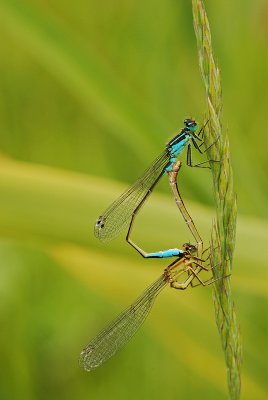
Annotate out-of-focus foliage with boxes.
[0,0,268,215]
[0,1,267,399]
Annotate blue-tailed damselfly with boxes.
[95,119,210,241]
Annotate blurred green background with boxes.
[0,0,267,399]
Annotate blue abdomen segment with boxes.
[165,135,190,172]
[144,248,184,259]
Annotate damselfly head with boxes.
[182,242,197,254]
[183,118,197,133]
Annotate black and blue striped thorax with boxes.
[164,119,198,172]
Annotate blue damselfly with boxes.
[95,119,210,241]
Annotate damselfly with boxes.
[95,119,211,241]
[79,243,212,372]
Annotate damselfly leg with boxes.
[186,119,220,168]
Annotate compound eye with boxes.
[183,242,191,250]
[184,119,190,126]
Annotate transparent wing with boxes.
[95,149,170,241]
[79,273,168,371]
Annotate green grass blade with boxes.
[192,1,242,399]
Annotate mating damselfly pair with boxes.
[80,118,219,371]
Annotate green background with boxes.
[0,0,267,399]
